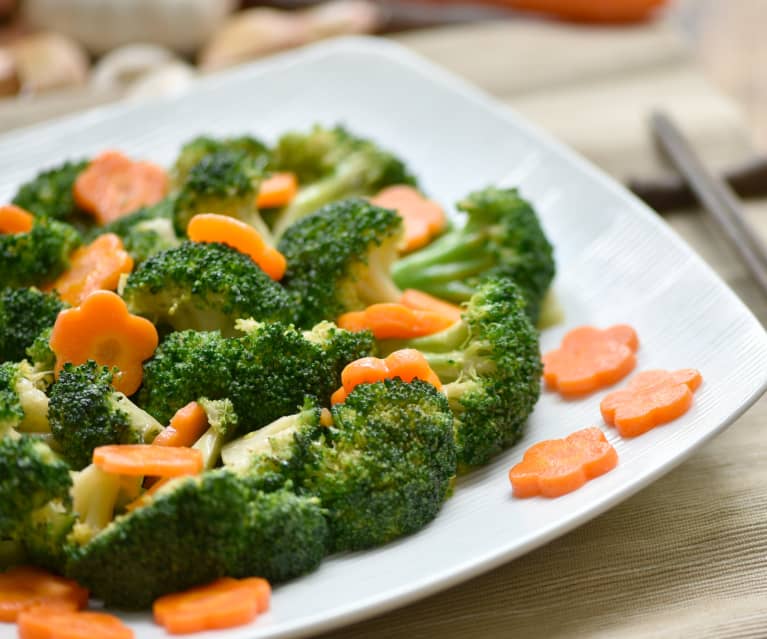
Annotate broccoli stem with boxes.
[193,427,225,470]
[356,240,402,306]
[71,465,121,539]
[15,376,50,434]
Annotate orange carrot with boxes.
[500,0,667,23]
[46,233,134,306]
[153,577,271,635]
[508,427,618,498]
[340,356,390,390]
[50,290,158,396]
[0,566,88,622]
[384,349,443,391]
[18,608,133,639]
[319,408,333,427]
[600,368,702,438]
[337,303,456,340]
[73,150,168,225]
[330,387,348,405]
[371,185,446,253]
[153,402,209,448]
[0,204,34,235]
[186,213,287,280]
[543,324,639,397]
[399,289,463,323]
[256,172,298,209]
[93,445,203,478]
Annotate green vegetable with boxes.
[193,398,239,469]
[0,287,65,364]
[48,362,164,469]
[12,159,89,223]
[19,501,76,573]
[392,186,555,322]
[0,361,51,436]
[272,124,416,237]
[122,241,293,336]
[278,198,404,327]
[25,327,57,373]
[172,135,270,189]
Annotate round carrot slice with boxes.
[18,608,133,639]
[0,566,88,622]
[256,172,298,209]
[0,204,34,235]
[341,356,390,391]
[93,445,203,477]
[371,185,446,253]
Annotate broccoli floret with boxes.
[381,276,542,468]
[173,150,271,240]
[172,135,270,189]
[0,361,51,436]
[0,435,72,538]
[193,398,239,469]
[0,287,65,364]
[272,125,416,237]
[392,187,555,322]
[19,501,76,573]
[66,469,327,609]
[122,241,293,336]
[0,217,81,289]
[25,327,56,373]
[48,362,164,469]
[12,159,89,223]
[0,539,26,570]
[278,198,404,327]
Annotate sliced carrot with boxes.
[18,608,133,639]
[340,356,390,391]
[154,402,209,448]
[256,172,298,209]
[337,303,456,340]
[50,290,158,396]
[371,185,447,253]
[543,324,639,397]
[502,0,666,23]
[330,387,348,405]
[187,213,286,280]
[73,150,168,225]
[93,445,203,478]
[319,408,333,427]
[600,368,702,438]
[508,427,618,498]
[384,349,443,391]
[0,566,88,622]
[400,289,463,323]
[46,233,134,306]
[153,577,271,634]
[124,477,173,513]
[0,204,34,234]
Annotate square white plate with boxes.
[1,37,766,639]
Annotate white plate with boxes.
[1,37,766,639]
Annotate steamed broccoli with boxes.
[381,276,542,468]
[278,198,404,327]
[0,217,80,289]
[0,287,65,364]
[12,159,89,223]
[48,362,164,469]
[0,361,51,436]
[392,187,555,322]
[122,241,293,336]
[137,320,374,430]
[96,198,178,264]
[173,150,271,240]
[192,398,239,469]
[171,135,270,189]
[19,501,76,573]
[25,327,56,373]
[271,125,417,237]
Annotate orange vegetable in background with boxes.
[601,368,702,437]
[0,204,34,234]
[399,289,463,323]
[187,213,287,280]
[508,427,618,498]
[371,185,447,253]
[50,290,158,396]
[153,401,208,448]
[543,324,639,397]
[337,303,456,340]
[93,444,204,478]
[18,608,134,639]
[0,567,88,622]
[46,233,134,306]
[256,172,298,209]
[481,0,667,23]
[153,577,271,635]
[74,150,168,226]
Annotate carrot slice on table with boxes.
[0,204,34,234]
[18,608,133,639]
[154,402,209,448]
[508,427,618,498]
[73,150,168,225]
[46,233,134,306]
[542,324,639,397]
[187,213,287,280]
[50,290,158,396]
[399,289,463,323]
[600,368,702,438]
[153,577,271,634]
[256,172,298,209]
[0,566,88,622]
[371,185,446,253]
[93,445,204,478]
[337,303,456,340]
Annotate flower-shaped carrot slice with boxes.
[187,213,287,280]
[399,289,463,323]
[543,324,639,396]
[371,185,446,253]
[509,427,618,498]
[0,204,34,234]
[0,567,89,622]
[337,303,456,340]
[50,290,158,396]
[74,150,169,225]
[256,172,298,209]
[601,368,702,437]
[18,607,134,639]
[46,233,134,306]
